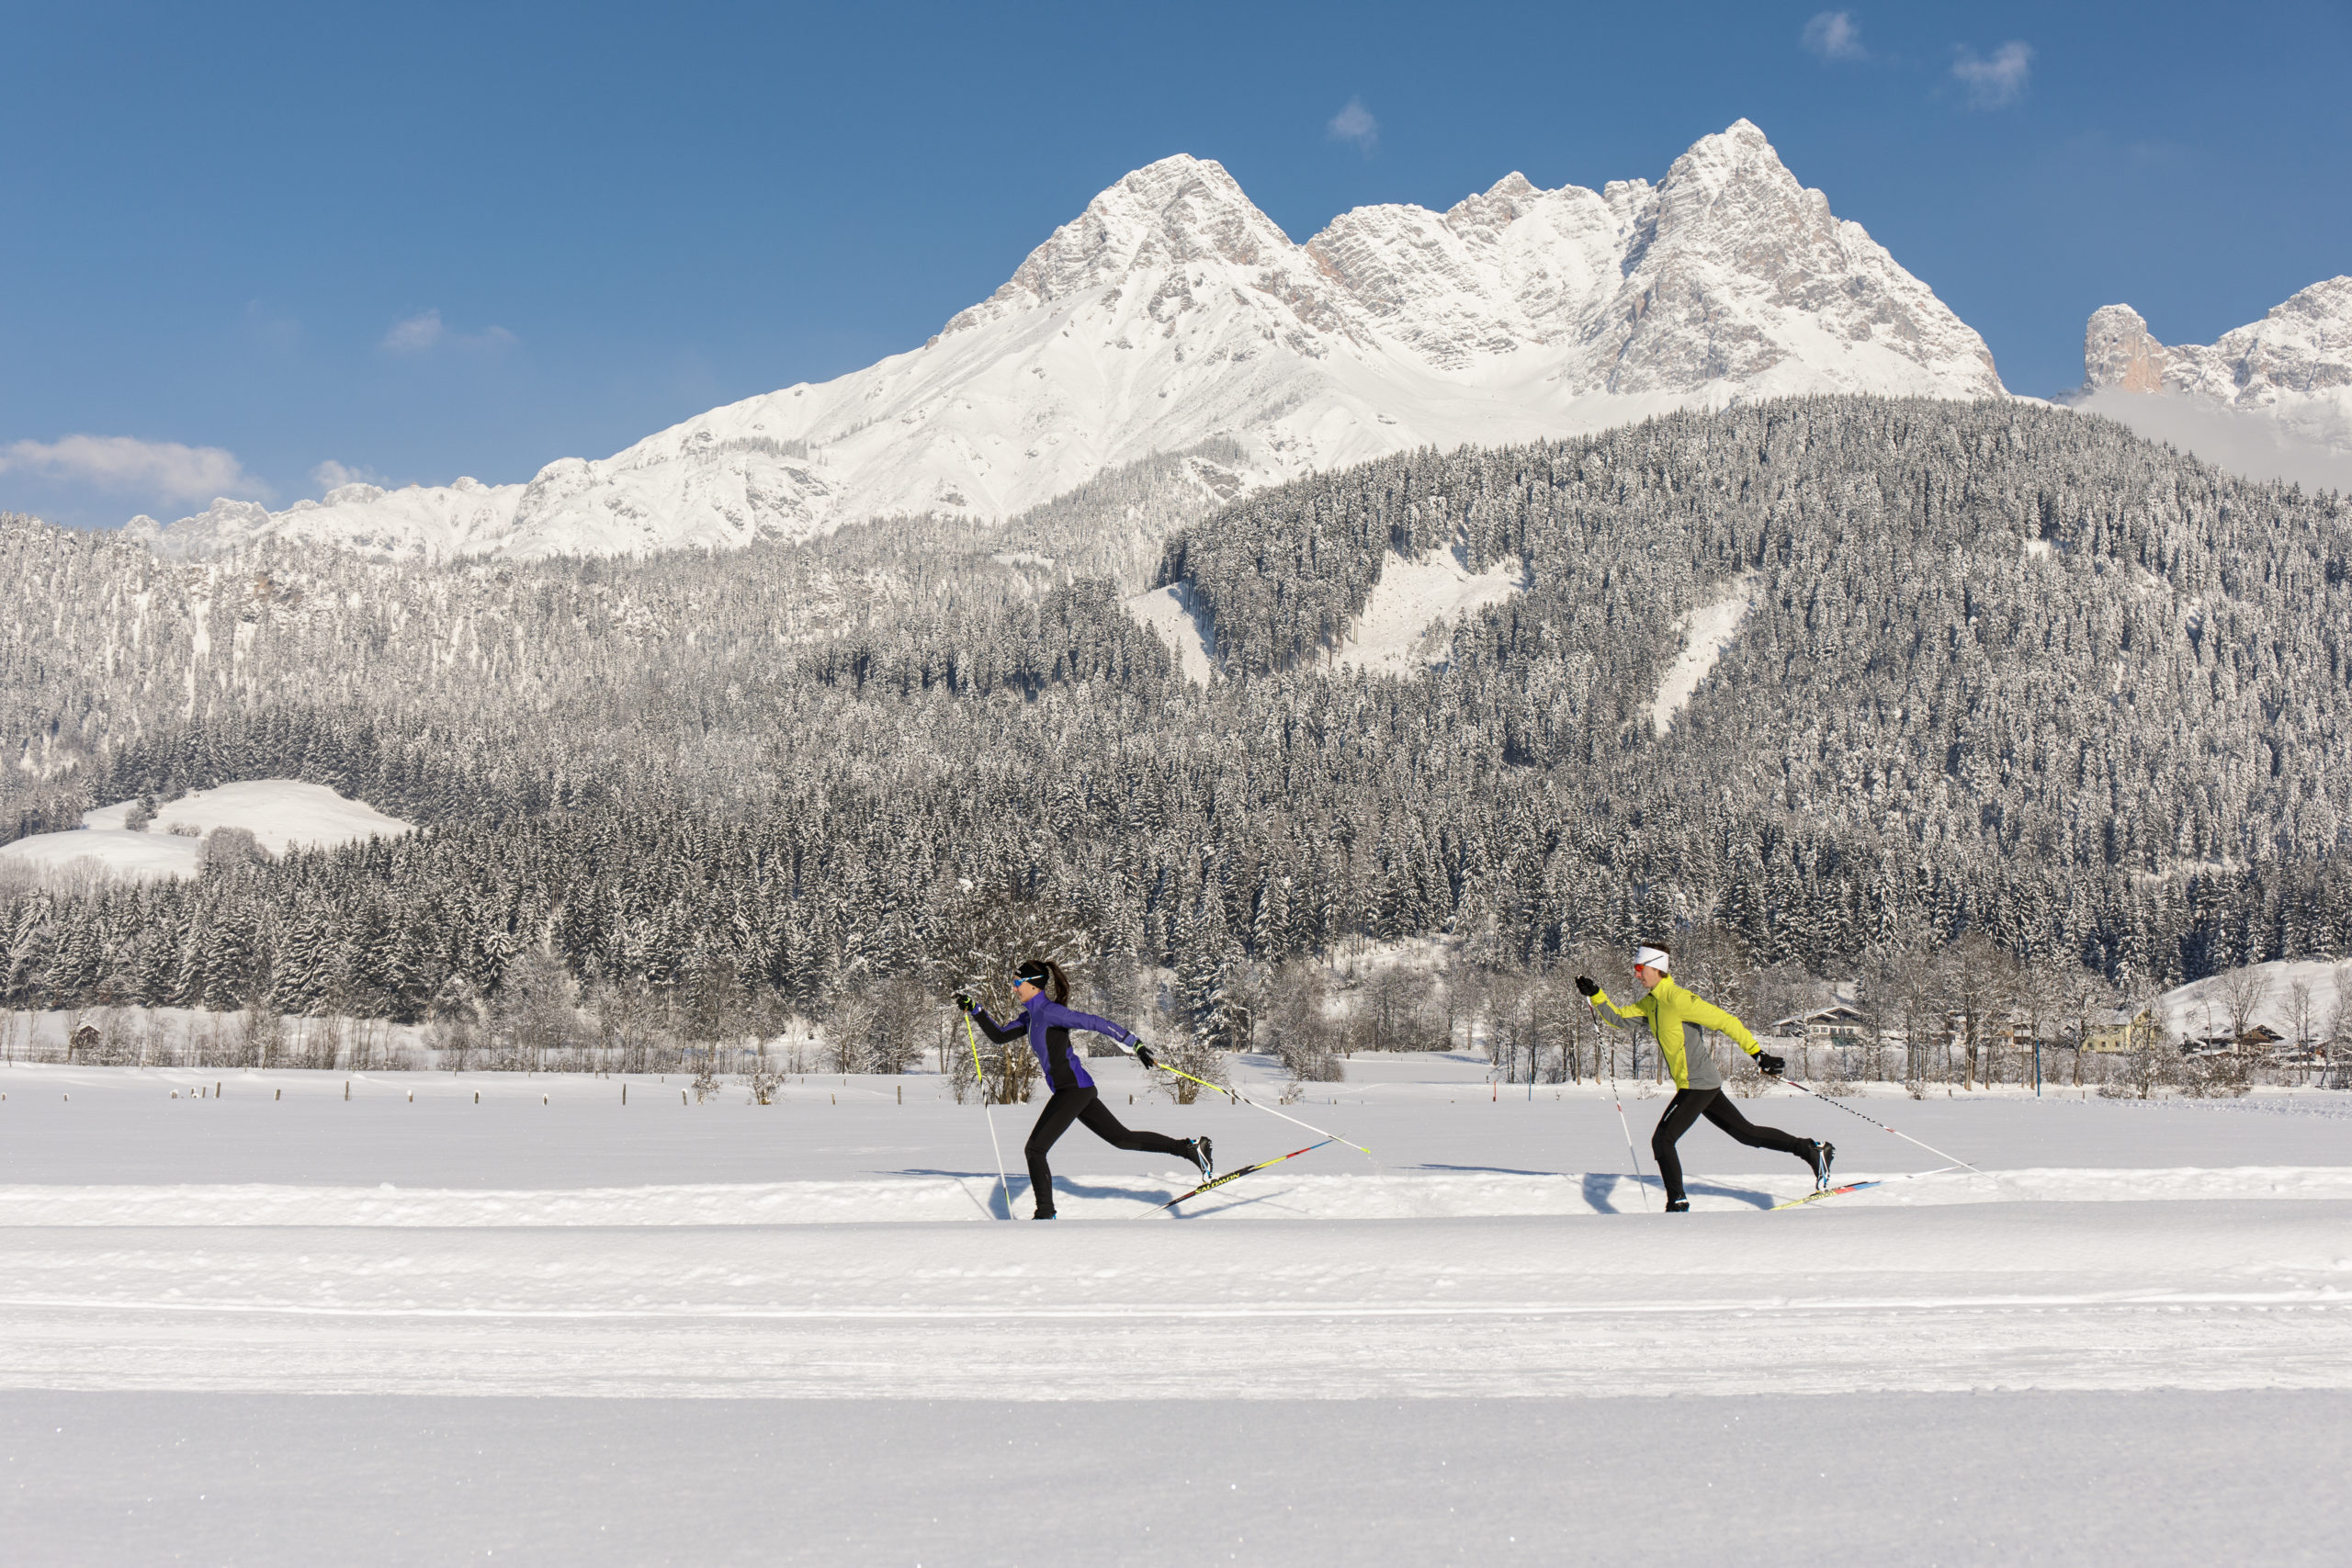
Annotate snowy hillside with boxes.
[2155,958,2348,1044]
[0,781,412,882]
[130,121,2004,562]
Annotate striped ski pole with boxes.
[962,1013,1013,1218]
[1146,1058,1370,1156]
[1606,1037,1652,1213]
[1772,1074,1982,1173]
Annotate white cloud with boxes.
[381,308,518,355]
[1326,97,1377,152]
[310,459,386,491]
[1802,12,1865,62]
[1952,40,2033,107]
[0,434,268,504]
[382,309,446,354]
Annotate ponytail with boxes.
[1014,957,1072,1005]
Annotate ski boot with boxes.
[1190,1136,1216,1183]
[1810,1140,1837,1191]
[1665,1198,1690,1213]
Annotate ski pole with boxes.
[962,1013,1012,1218]
[1148,1059,1371,1156]
[1773,1075,1982,1173]
[1606,1039,1652,1213]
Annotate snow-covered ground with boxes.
[1127,547,1531,684]
[1331,545,1529,674]
[1125,581,1218,683]
[0,780,411,882]
[1649,574,1756,732]
[5,1052,2346,1564]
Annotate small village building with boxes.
[1768,1002,1872,1051]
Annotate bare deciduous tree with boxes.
[2216,964,2272,1051]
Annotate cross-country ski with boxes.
[1149,1136,1340,1213]
[1767,1167,1967,1211]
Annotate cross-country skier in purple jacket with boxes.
[959,958,1213,1219]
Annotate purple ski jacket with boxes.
[968,996,1138,1092]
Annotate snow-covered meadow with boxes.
[0,780,412,883]
[4,1051,2347,1564]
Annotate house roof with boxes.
[1770,1003,1871,1031]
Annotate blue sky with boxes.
[2,0,2346,527]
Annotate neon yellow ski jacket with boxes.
[1588,976,1762,1090]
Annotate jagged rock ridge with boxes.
[135,120,2005,562]
[2083,278,2352,450]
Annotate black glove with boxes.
[1755,1052,1786,1077]
[1574,976,1600,998]
[952,993,976,1014]
[1133,1043,1159,1070]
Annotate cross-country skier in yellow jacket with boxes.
[1577,942,1833,1212]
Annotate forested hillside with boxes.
[6,399,2348,1038]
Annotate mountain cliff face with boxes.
[134,121,2005,562]
[2084,278,2352,448]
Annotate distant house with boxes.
[1769,1003,1871,1050]
[2083,1009,2154,1054]
[70,1022,100,1059]
[2185,1023,2284,1057]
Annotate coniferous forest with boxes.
[5,397,2350,1045]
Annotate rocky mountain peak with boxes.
[1655,118,1787,203]
[2083,279,2352,406]
[2085,305,2168,393]
[2077,281,2352,478]
[130,123,2007,562]
[943,153,1310,337]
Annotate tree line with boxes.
[3,397,2348,1045]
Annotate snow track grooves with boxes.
[8,1164,2352,1226]
[4,1203,2347,1400]
[3,1291,2341,1319]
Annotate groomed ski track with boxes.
[4,1203,2347,1400]
[6,1058,2349,1563]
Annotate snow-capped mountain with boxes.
[2084,278,2352,449]
[133,120,2005,562]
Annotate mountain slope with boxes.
[134,122,2005,562]
[19,400,2352,1015]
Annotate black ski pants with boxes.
[1024,1087,1193,1216]
[1651,1088,1816,1203]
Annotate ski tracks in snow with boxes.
[2,1200,2347,1402]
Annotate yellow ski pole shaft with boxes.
[963,1013,1012,1218]
[1148,1060,1371,1156]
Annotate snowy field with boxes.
[4,1051,2348,1564]
[0,780,412,882]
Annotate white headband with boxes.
[1633,946,1671,972]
